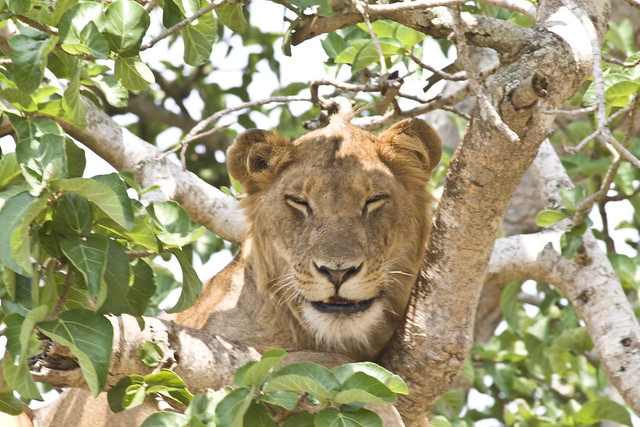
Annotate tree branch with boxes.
[486,143,640,411]
[56,98,247,244]
[377,0,607,421]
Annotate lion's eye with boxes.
[285,195,312,215]
[363,194,389,215]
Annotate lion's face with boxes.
[227,116,441,359]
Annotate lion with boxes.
[29,115,441,426]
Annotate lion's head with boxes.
[227,115,441,360]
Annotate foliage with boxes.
[107,347,407,426]
[0,0,638,425]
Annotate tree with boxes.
[0,0,640,425]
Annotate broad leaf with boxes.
[333,362,408,395]
[11,115,68,194]
[62,59,87,127]
[575,398,632,426]
[183,9,218,66]
[214,387,252,427]
[241,348,287,387]
[140,411,187,427]
[38,309,113,396]
[101,0,150,56]
[216,3,247,34]
[333,372,397,405]
[51,192,93,236]
[115,56,155,90]
[147,201,206,248]
[53,175,134,230]
[264,362,340,400]
[8,33,57,93]
[315,407,382,427]
[139,340,163,367]
[0,191,49,276]
[164,248,202,313]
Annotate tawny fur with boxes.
[33,116,441,427]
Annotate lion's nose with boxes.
[314,263,363,291]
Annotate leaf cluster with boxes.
[0,114,211,410]
[109,347,407,426]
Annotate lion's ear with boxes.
[226,129,292,193]
[377,118,442,175]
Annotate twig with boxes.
[544,105,597,115]
[165,96,312,167]
[126,249,157,259]
[15,15,59,35]
[46,269,72,321]
[602,55,640,68]
[350,0,386,75]
[140,0,232,51]
[567,103,635,152]
[362,0,536,20]
[442,105,471,120]
[561,0,640,169]
[269,0,298,13]
[572,95,640,225]
[407,53,467,82]
[450,5,519,143]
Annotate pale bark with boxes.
[57,100,247,244]
[378,0,610,422]
[32,315,261,392]
[11,0,639,424]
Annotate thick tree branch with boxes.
[378,0,608,422]
[57,99,247,243]
[31,315,261,392]
[292,4,536,61]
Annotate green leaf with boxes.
[164,248,202,313]
[243,401,276,426]
[214,387,252,427]
[101,0,150,56]
[108,374,145,412]
[500,282,521,331]
[291,0,332,16]
[242,348,287,387]
[139,340,164,367]
[141,411,188,427]
[0,386,25,415]
[0,191,49,275]
[58,2,105,54]
[62,59,87,128]
[535,209,569,227]
[147,201,205,248]
[92,74,129,108]
[393,24,425,50]
[560,231,583,259]
[608,253,636,288]
[574,398,632,426]
[606,19,635,56]
[183,6,218,66]
[115,56,155,91]
[65,139,87,178]
[51,192,93,236]
[11,115,68,194]
[8,33,57,93]
[38,309,114,396]
[3,307,48,401]
[333,372,396,405]
[282,413,316,427]
[334,39,402,73]
[128,260,157,316]
[7,0,31,14]
[169,0,199,17]
[315,407,382,427]
[215,3,247,34]
[59,234,109,300]
[144,369,188,394]
[430,415,453,427]
[332,362,408,395]
[264,362,340,400]
[321,32,345,59]
[0,152,22,188]
[53,175,134,230]
[185,388,232,425]
[258,390,299,410]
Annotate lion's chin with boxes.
[310,296,374,314]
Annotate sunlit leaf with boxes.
[38,309,113,396]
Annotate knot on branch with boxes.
[509,73,549,110]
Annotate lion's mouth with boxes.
[310,295,374,314]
